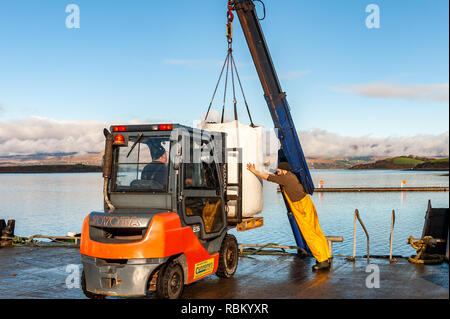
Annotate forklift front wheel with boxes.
[81,271,106,299]
[155,261,184,299]
[216,234,238,278]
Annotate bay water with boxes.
[0,170,448,257]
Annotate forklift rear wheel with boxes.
[81,271,105,299]
[155,261,184,299]
[216,234,238,278]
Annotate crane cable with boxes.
[205,1,255,127]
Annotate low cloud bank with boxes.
[299,129,449,158]
[0,117,140,156]
[0,117,448,158]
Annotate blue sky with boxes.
[0,0,448,141]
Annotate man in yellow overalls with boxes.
[247,162,331,271]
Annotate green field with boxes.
[391,157,425,165]
[386,156,448,166]
[350,156,449,170]
[429,158,449,163]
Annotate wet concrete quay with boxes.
[0,246,448,299]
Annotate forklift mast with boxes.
[232,0,314,195]
[232,0,314,251]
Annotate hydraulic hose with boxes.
[103,178,115,212]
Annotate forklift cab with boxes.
[80,124,240,299]
[109,124,231,239]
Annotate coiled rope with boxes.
[407,236,445,265]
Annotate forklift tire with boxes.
[216,234,238,278]
[155,260,184,299]
[81,271,105,299]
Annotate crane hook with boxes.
[227,0,234,45]
[253,0,266,21]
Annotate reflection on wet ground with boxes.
[0,247,447,299]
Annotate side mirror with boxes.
[173,155,182,170]
[200,155,213,164]
[172,142,182,170]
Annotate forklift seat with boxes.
[202,199,222,233]
[184,198,223,233]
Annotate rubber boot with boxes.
[312,260,330,271]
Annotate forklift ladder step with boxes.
[236,217,264,232]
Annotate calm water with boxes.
[0,170,448,257]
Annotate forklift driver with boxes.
[141,142,168,189]
[247,162,331,271]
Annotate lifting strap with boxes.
[205,1,255,127]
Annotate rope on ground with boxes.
[360,255,405,260]
[238,243,308,257]
[6,235,80,248]
[408,253,445,265]
[407,235,445,265]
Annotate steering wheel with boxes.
[130,179,163,189]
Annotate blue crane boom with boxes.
[231,0,314,195]
[231,0,314,251]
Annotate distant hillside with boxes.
[350,156,449,171]
[413,158,450,171]
[0,152,103,166]
[0,164,101,173]
[0,152,103,173]
[1,151,447,172]
[262,154,378,169]
[306,157,377,169]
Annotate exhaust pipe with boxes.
[103,128,115,212]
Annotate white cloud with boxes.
[0,117,142,156]
[299,129,449,157]
[0,117,448,158]
[334,82,449,102]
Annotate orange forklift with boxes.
[81,0,315,300]
[80,124,248,299]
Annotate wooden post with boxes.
[389,210,396,263]
[0,219,6,247]
[355,210,370,263]
[446,231,449,260]
[325,236,344,258]
[352,211,357,260]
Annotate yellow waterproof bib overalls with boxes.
[283,191,331,263]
